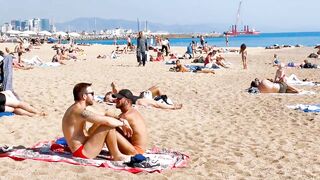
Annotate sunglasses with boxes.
[85,92,94,96]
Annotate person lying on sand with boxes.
[62,83,132,160]
[0,90,46,116]
[173,60,215,74]
[250,78,301,93]
[104,82,182,110]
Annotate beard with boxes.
[116,102,122,108]
[86,99,94,106]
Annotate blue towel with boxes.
[0,112,14,117]
[287,104,320,112]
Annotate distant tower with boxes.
[137,18,140,32]
[145,21,148,32]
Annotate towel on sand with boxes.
[0,112,14,117]
[0,138,189,174]
[287,74,319,86]
[287,104,320,112]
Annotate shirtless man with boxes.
[112,89,147,155]
[250,78,300,93]
[62,83,133,160]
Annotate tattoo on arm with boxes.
[81,109,94,119]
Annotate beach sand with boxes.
[0,43,320,179]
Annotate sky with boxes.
[0,0,319,32]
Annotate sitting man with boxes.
[250,78,300,93]
[112,89,147,155]
[0,90,46,116]
[104,82,182,110]
[62,82,133,160]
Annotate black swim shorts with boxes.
[0,93,6,112]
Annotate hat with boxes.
[112,89,135,100]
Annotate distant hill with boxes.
[55,17,228,33]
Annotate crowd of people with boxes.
[1,31,319,163]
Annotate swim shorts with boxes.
[73,145,88,159]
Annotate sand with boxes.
[0,42,320,179]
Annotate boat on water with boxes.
[225,25,260,36]
[224,0,260,36]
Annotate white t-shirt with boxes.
[161,39,169,46]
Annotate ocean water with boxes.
[77,32,320,47]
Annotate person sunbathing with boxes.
[215,54,229,68]
[250,78,300,93]
[0,90,46,116]
[274,63,286,82]
[104,82,182,110]
[174,60,215,74]
[52,49,66,65]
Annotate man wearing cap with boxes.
[112,89,147,155]
[62,83,133,160]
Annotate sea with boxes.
[76,32,320,48]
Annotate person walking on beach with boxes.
[62,82,133,160]
[240,43,247,69]
[225,35,229,47]
[161,38,170,56]
[136,31,148,66]
[200,35,205,47]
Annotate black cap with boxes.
[112,89,135,100]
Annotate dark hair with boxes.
[0,50,4,57]
[250,81,259,88]
[73,82,92,101]
[104,91,113,102]
[240,43,247,51]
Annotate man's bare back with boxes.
[62,103,88,152]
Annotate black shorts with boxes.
[18,52,22,56]
[0,93,6,112]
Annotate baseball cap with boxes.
[112,89,135,100]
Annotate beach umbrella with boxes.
[6,30,21,35]
[54,31,67,37]
[38,31,52,36]
[68,32,80,37]
[23,30,37,35]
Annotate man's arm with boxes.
[81,109,133,137]
[81,109,123,127]
[111,82,117,93]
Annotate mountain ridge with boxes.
[55,17,228,33]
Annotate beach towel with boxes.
[287,74,320,86]
[0,112,14,117]
[39,62,61,67]
[287,104,320,113]
[94,95,105,103]
[0,138,189,174]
